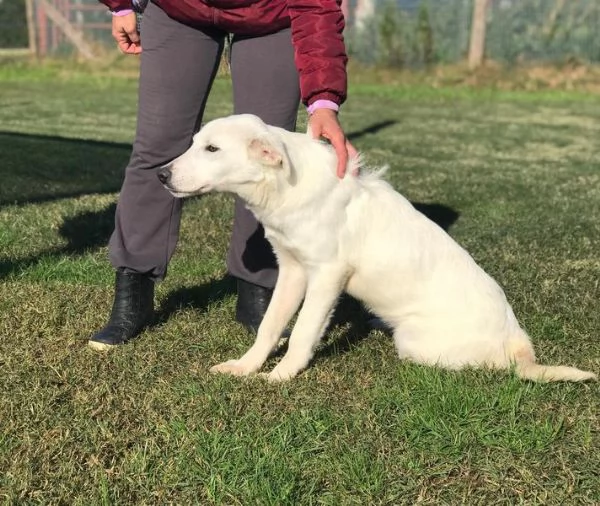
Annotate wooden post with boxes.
[468,0,489,69]
[51,3,59,52]
[37,0,96,59]
[60,0,70,48]
[25,0,38,56]
[36,0,48,57]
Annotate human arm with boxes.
[98,0,141,54]
[287,0,357,177]
[308,108,358,178]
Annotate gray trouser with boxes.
[108,2,300,288]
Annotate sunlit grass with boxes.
[0,64,598,505]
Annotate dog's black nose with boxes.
[157,167,171,184]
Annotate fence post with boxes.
[36,0,48,57]
[25,0,38,56]
[37,0,96,59]
[468,0,488,69]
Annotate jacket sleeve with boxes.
[287,0,348,107]
[98,0,131,11]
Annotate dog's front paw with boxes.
[260,367,296,383]
[209,359,254,376]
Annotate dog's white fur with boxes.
[162,114,596,383]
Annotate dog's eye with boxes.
[205,144,220,153]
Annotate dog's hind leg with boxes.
[210,254,307,377]
[265,266,348,382]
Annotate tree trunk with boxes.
[355,0,375,31]
[468,0,488,69]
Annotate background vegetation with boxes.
[347,0,600,68]
[0,0,28,48]
[3,0,600,67]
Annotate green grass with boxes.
[0,62,599,505]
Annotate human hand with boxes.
[112,12,141,54]
[308,108,358,178]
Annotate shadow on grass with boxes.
[0,130,126,278]
[0,202,118,279]
[156,276,237,325]
[0,131,130,207]
[318,295,376,359]
[347,120,397,142]
[413,202,459,232]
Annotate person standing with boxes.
[89,0,355,350]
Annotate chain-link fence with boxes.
[1,0,599,65]
[486,0,600,64]
[347,0,600,67]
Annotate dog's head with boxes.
[158,114,292,199]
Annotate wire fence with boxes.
[347,0,600,67]
[1,0,599,65]
[486,0,600,64]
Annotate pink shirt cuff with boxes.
[112,9,134,16]
[307,99,340,115]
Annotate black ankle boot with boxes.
[88,270,155,350]
[235,279,272,333]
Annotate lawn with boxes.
[0,61,598,505]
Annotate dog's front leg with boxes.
[266,266,347,382]
[210,254,307,377]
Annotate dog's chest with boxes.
[256,183,355,264]
[263,217,339,264]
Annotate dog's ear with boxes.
[248,138,284,167]
[248,135,296,185]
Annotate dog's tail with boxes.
[508,337,597,382]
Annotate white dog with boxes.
[158,114,596,383]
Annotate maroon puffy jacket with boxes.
[99,0,348,107]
